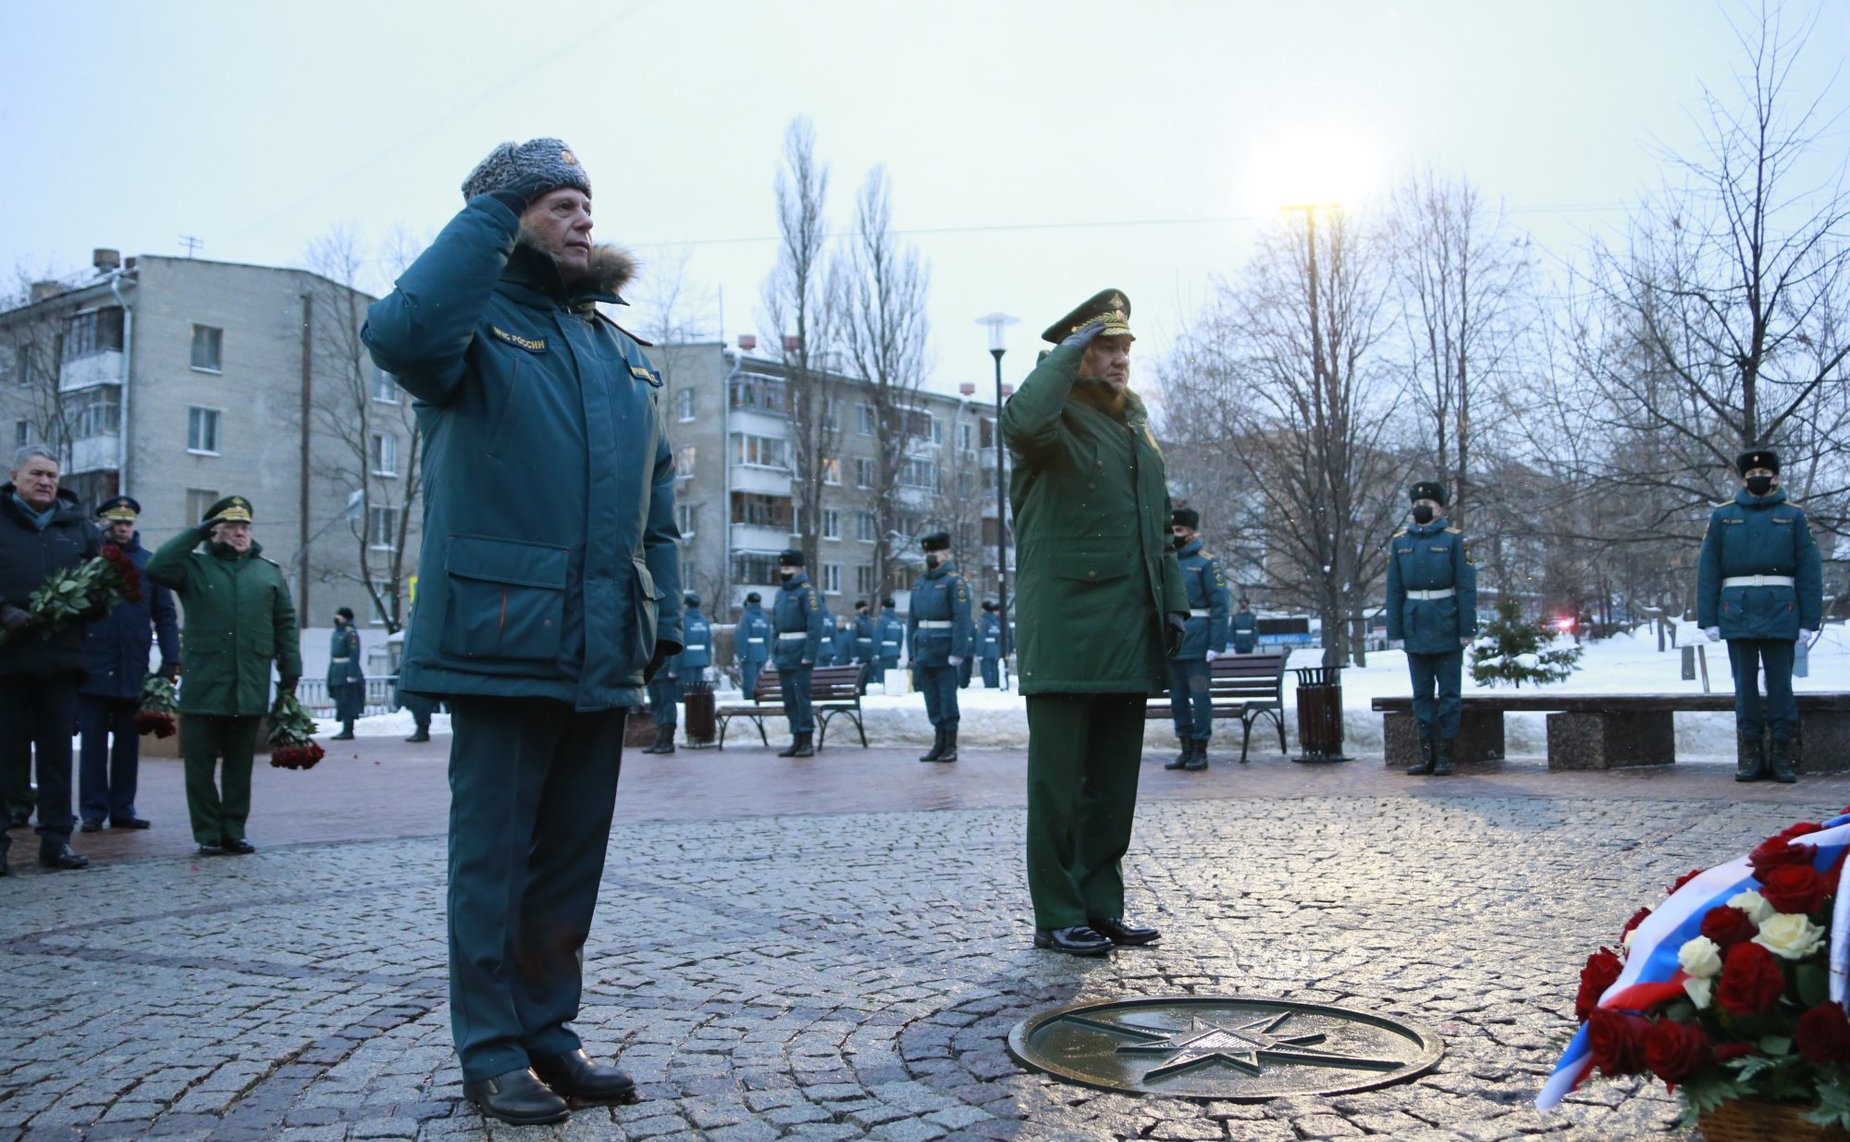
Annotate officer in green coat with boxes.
[1698,448,1823,783]
[1002,289,1188,957]
[146,496,302,857]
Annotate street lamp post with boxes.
[975,312,1019,686]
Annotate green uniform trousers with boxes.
[180,714,261,846]
[446,696,626,1083]
[1025,693,1147,929]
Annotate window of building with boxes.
[187,407,221,454]
[69,389,120,438]
[855,511,876,542]
[371,432,398,476]
[821,509,840,540]
[980,418,997,449]
[676,388,696,421]
[190,324,223,372]
[12,346,32,387]
[371,367,399,404]
[731,433,785,469]
[185,487,220,524]
[958,422,974,451]
[14,421,29,447]
[957,470,977,497]
[852,457,874,489]
[368,505,399,551]
[729,373,787,414]
[676,444,697,480]
[732,551,782,585]
[821,563,842,594]
[676,502,698,538]
[822,457,841,485]
[856,565,877,595]
[731,491,793,529]
[898,407,933,440]
[856,404,876,435]
[369,579,396,626]
[898,458,938,492]
[61,308,124,361]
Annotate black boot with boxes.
[1165,739,1193,769]
[331,719,355,741]
[1735,735,1769,782]
[1182,740,1208,771]
[405,727,431,743]
[1432,736,1456,776]
[788,731,814,758]
[777,733,802,757]
[644,728,673,754]
[936,729,958,763]
[1769,738,1798,784]
[1406,727,1435,775]
[920,727,945,763]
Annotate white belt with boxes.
[1724,575,1795,588]
[1405,588,1456,600]
[745,638,765,644]
[1189,609,1211,618]
[777,632,808,641]
[881,640,900,646]
[331,657,352,663]
[917,620,953,629]
[684,644,706,651]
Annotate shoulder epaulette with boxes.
[1391,528,1409,538]
[260,555,283,568]
[1713,499,1732,508]
[1199,551,1214,560]
[1443,526,1462,534]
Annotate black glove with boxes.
[1059,319,1108,353]
[164,663,183,683]
[0,604,31,636]
[1165,613,1188,658]
[488,175,558,219]
[278,676,299,695]
[644,641,682,684]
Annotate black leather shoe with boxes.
[38,843,90,870]
[223,838,257,855]
[530,1049,639,1104]
[110,816,152,830]
[463,1067,571,1125]
[1032,925,1113,956]
[80,819,103,833]
[1089,916,1161,946]
[196,843,225,857]
[405,731,431,743]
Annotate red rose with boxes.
[1749,836,1817,877]
[1644,1019,1710,1084]
[1795,1003,1850,1066]
[1715,942,1786,1017]
[1779,822,1824,841]
[1698,905,1759,950]
[1620,908,1652,941]
[1760,864,1828,915]
[1576,948,1625,1023]
[1588,1008,1651,1076]
[1668,868,1707,894]
[1713,1041,1758,1063]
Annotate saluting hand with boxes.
[1060,320,1108,352]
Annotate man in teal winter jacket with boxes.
[362,138,679,1127]
[1698,448,1823,784]
[1386,481,1477,777]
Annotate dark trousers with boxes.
[740,659,765,701]
[1728,638,1798,742]
[331,681,366,723]
[647,677,678,731]
[958,657,974,688]
[79,694,142,824]
[1,718,31,823]
[780,665,814,734]
[1025,693,1146,929]
[1407,650,1463,740]
[401,693,435,734]
[446,697,626,1083]
[915,663,961,731]
[1167,657,1212,742]
[181,714,261,845]
[0,673,80,846]
[981,656,1000,689]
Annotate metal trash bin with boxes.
[1292,666,1352,763]
[682,679,717,747]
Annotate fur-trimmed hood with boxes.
[584,244,636,297]
[507,238,637,304]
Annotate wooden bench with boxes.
[1370,693,1850,772]
[715,663,869,749]
[1145,651,1290,763]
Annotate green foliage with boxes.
[1468,598,1582,688]
[1808,1073,1850,1129]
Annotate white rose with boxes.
[1683,976,1714,1010]
[1677,936,1724,979]
[1755,912,1826,960]
[1729,890,1776,924]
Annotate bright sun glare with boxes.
[1236,124,1388,217]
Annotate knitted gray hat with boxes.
[461,138,591,203]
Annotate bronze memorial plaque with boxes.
[1007,995,1444,1100]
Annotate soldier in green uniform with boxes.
[1385,481,1477,776]
[146,496,302,856]
[1002,290,1187,956]
[1698,448,1823,783]
[1164,508,1230,770]
[327,606,364,740]
[907,532,975,763]
[772,549,827,757]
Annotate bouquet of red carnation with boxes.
[1542,811,1850,1133]
[137,673,177,738]
[0,542,144,649]
[267,691,325,770]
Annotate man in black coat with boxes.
[0,447,103,873]
[78,496,179,832]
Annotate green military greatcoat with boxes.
[146,530,302,715]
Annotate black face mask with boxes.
[1746,475,1775,496]
[1411,505,1436,525]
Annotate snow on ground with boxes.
[339,623,1848,758]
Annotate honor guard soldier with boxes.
[327,606,365,740]
[978,600,1003,688]
[1003,290,1186,956]
[1385,481,1477,776]
[876,597,905,687]
[736,591,771,698]
[1164,508,1231,770]
[146,495,302,855]
[1230,597,1259,654]
[908,532,975,762]
[772,549,827,756]
[78,495,179,834]
[852,601,877,692]
[1698,448,1823,783]
[679,594,711,681]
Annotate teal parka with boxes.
[1000,342,1187,694]
[771,572,828,670]
[1697,487,1823,640]
[361,196,682,711]
[907,559,975,668]
[1172,537,1231,661]
[1384,518,1478,654]
[146,529,302,717]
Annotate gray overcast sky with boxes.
[3,0,1845,394]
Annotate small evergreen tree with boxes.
[1469,599,1582,688]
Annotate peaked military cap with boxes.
[854,600,869,610]
[1040,289,1134,344]
[684,593,700,608]
[981,599,999,612]
[745,591,762,604]
[95,495,140,522]
[336,606,355,621]
[1409,481,1448,506]
[777,548,805,567]
[881,596,896,608]
[1736,448,1780,475]
[920,531,951,552]
[204,495,254,523]
[1170,507,1200,530]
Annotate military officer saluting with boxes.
[876,597,905,687]
[1385,481,1477,776]
[772,549,828,757]
[908,532,976,762]
[977,600,1003,689]
[736,591,771,699]
[1698,448,1823,783]
[1230,597,1259,654]
[1164,508,1230,771]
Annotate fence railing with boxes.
[295,676,401,717]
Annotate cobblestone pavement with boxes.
[4,736,1848,1140]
